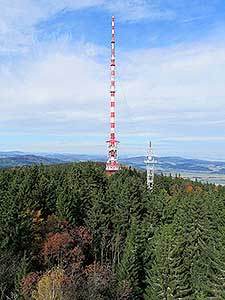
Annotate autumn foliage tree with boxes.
[33,268,71,300]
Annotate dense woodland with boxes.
[0,162,225,299]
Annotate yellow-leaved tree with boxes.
[33,267,70,300]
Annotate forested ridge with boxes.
[0,162,225,300]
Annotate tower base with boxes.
[105,162,120,176]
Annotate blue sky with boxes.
[1,0,225,159]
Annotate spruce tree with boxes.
[117,218,144,299]
[144,224,175,300]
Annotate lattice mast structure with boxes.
[106,16,120,175]
[144,142,156,190]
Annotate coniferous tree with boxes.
[117,218,144,299]
[145,224,175,300]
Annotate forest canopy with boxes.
[0,162,225,300]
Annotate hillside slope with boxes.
[0,154,63,167]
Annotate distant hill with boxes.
[120,156,224,173]
[41,153,105,162]
[0,153,105,168]
[0,155,63,167]
[0,151,27,158]
[1,152,225,178]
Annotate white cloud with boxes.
[0,0,217,56]
[104,0,174,22]
[0,42,107,128]
[0,0,104,28]
[0,0,174,52]
[1,31,225,155]
[119,40,225,111]
[161,136,225,142]
[41,0,105,12]
[0,0,106,54]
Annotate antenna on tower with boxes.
[144,141,156,190]
[106,16,120,176]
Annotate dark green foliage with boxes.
[117,218,145,300]
[145,224,175,300]
[145,192,225,300]
[0,162,225,299]
[0,252,19,300]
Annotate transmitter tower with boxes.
[106,16,120,175]
[145,142,156,190]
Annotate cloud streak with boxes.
[104,0,174,22]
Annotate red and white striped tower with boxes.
[106,16,120,175]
